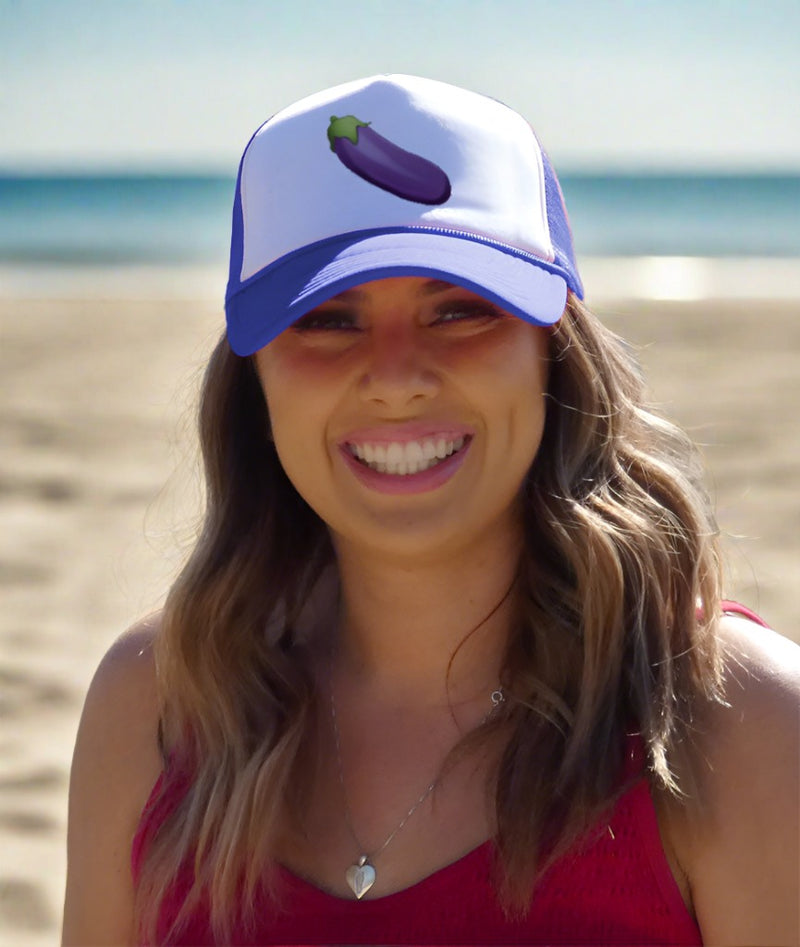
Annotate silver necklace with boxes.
[330,686,505,899]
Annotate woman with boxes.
[62,75,800,945]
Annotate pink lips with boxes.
[338,423,474,495]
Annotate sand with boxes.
[1,275,798,945]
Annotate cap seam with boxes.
[228,225,576,303]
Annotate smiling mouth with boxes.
[346,436,469,476]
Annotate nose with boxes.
[357,321,439,409]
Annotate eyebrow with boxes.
[419,279,458,295]
[327,278,457,304]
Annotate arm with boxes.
[62,618,163,947]
[679,615,800,947]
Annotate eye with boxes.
[431,300,505,326]
[291,308,361,332]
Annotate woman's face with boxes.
[254,277,551,561]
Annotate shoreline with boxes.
[1,255,800,303]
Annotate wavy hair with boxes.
[136,295,723,940]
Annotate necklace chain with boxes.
[330,685,505,898]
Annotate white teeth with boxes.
[347,435,468,476]
[386,442,404,465]
[406,441,424,463]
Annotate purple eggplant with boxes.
[327,114,451,206]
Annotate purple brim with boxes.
[225,230,570,356]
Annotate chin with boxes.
[329,502,521,568]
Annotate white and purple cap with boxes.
[225,74,583,356]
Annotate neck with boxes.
[329,527,520,708]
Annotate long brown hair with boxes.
[136,295,723,939]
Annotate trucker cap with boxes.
[225,74,583,356]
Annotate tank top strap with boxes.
[720,599,770,627]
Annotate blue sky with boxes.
[3,0,799,172]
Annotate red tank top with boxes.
[131,604,766,945]
[133,738,700,945]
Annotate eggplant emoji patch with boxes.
[327,115,451,206]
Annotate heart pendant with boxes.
[345,856,376,899]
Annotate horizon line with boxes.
[2,164,800,179]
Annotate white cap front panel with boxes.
[238,74,554,283]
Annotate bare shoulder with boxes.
[720,610,800,693]
[81,614,161,738]
[685,614,800,946]
[704,615,800,793]
[62,615,164,946]
[72,614,163,796]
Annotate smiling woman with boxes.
[62,76,800,947]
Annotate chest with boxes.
[275,731,497,900]
[152,776,703,946]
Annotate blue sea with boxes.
[1,172,798,265]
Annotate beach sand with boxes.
[1,278,798,944]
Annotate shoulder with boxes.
[705,614,800,788]
[720,609,800,688]
[62,615,164,946]
[681,614,800,945]
[72,614,163,796]
[80,614,162,738]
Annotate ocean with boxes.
[1,172,799,266]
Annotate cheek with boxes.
[254,348,342,509]
[494,328,550,465]
[255,351,311,461]
[256,344,325,425]
[488,322,549,392]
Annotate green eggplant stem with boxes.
[327,115,371,151]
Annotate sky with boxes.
[2,0,799,173]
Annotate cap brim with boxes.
[226,230,569,356]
